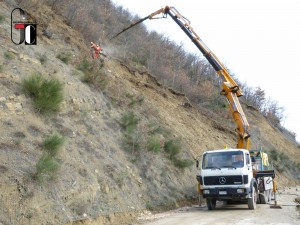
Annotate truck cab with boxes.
[197,149,259,210]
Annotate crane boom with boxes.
[111,6,251,149]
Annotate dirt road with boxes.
[136,187,299,225]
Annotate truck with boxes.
[197,148,274,209]
[111,6,276,210]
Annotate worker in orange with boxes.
[90,42,102,59]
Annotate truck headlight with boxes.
[203,190,210,194]
[237,189,245,193]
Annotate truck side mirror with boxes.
[196,160,199,168]
[251,156,256,163]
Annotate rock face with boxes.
[19,53,41,65]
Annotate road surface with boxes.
[137,187,299,225]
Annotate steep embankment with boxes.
[0,2,299,225]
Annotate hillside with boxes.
[0,1,299,225]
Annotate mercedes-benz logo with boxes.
[219,177,226,184]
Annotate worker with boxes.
[90,42,102,59]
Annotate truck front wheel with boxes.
[248,185,258,210]
[206,198,216,210]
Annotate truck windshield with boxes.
[202,151,244,169]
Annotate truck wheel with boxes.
[206,198,216,210]
[259,190,271,204]
[248,185,257,210]
[259,192,267,204]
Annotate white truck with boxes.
[196,149,274,210]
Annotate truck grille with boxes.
[204,175,243,185]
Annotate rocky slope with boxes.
[0,2,299,225]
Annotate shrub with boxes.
[22,73,44,97]
[268,149,297,173]
[56,52,71,64]
[38,53,48,65]
[22,73,64,113]
[42,134,65,157]
[77,57,93,73]
[120,112,141,153]
[33,79,63,112]
[164,139,181,159]
[173,158,193,169]
[78,57,107,90]
[4,51,15,60]
[34,134,65,182]
[269,149,288,162]
[120,112,139,133]
[83,73,108,90]
[128,96,144,107]
[0,15,4,24]
[0,65,3,73]
[147,136,161,153]
[123,129,141,153]
[146,202,155,211]
[35,155,59,179]
[163,138,193,169]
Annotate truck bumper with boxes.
[202,187,250,200]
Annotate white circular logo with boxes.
[219,177,226,184]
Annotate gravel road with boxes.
[137,187,299,225]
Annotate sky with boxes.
[111,0,300,143]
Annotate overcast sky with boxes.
[111,0,300,143]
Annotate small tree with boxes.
[22,73,64,113]
[42,134,65,157]
[34,134,65,182]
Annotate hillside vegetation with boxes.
[0,0,299,224]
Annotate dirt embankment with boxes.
[0,1,299,225]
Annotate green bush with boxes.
[163,138,193,169]
[77,57,93,73]
[268,149,296,173]
[78,57,107,90]
[120,112,141,153]
[22,73,64,113]
[128,96,144,107]
[56,52,71,64]
[42,134,65,157]
[22,73,44,97]
[147,136,161,153]
[269,149,288,162]
[123,130,141,153]
[164,139,181,159]
[34,134,65,182]
[4,51,15,60]
[38,53,48,65]
[0,65,3,73]
[146,202,155,211]
[120,112,139,133]
[83,73,108,90]
[35,155,59,178]
[173,158,193,169]
[32,80,63,112]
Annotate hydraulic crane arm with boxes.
[111,6,250,150]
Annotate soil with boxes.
[0,1,299,225]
